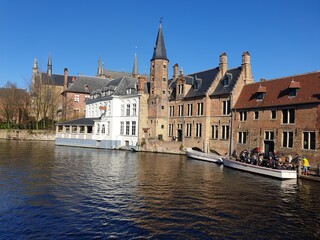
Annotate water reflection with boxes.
[0,139,319,239]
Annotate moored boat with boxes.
[223,158,297,179]
[185,147,224,164]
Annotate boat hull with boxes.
[186,148,223,163]
[223,158,297,179]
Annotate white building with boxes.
[56,76,141,150]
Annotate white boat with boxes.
[223,158,297,180]
[185,147,224,163]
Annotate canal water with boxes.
[0,139,319,239]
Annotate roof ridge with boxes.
[261,70,320,82]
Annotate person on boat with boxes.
[302,156,309,175]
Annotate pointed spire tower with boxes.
[132,48,138,78]
[47,53,52,76]
[97,56,101,76]
[148,19,169,140]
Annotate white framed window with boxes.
[195,123,202,138]
[265,131,274,140]
[271,110,276,120]
[240,111,247,121]
[222,100,230,115]
[303,131,316,150]
[282,109,295,124]
[254,111,259,120]
[132,121,136,136]
[132,102,137,116]
[120,121,124,135]
[126,121,130,135]
[238,131,247,144]
[169,106,175,117]
[126,103,130,116]
[178,105,183,117]
[186,123,192,137]
[178,84,184,95]
[187,104,193,116]
[197,102,203,116]
[282,131,293,148]
[74,94,80,102]
[222,125,229,140]
[168,124,174,136]
[101,124,105,134]
[121,103,125,116]
[211,125,218,139]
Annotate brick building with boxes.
[166,52,253,155]
[233,71,320,164]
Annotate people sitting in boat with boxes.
[258,154,264,166]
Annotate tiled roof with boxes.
[211,67,242,96]
[66,76,110,93]
[56,117,99,126]
[234,71,320,110]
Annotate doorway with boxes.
[264,140,274,158]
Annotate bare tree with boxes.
[0,81,29,128]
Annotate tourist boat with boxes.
[223,158,297,179]
[185,147,224,164]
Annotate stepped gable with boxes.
[234,71,320,110]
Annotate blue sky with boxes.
[1,0,319,89]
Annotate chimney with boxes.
[241,51,253,85]
[173,63,179,80]
[219,52,227,76]
[64,68,68,90]
[138,76,146,94]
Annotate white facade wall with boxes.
[86,95,139,148]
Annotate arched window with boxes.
[102,124,105,134]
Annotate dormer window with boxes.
[288,88,297,97]
[178,84,184,95]
[288,79,301,98]
[224,73,232,87]
[256,85,267,101]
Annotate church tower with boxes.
[47,53,52,76]
[148,20,169,140]
[32,57,38,87]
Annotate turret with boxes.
[47,53,52,76]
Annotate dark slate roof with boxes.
[211,67,242,96]
[151,23,168,61]
[102,69,150,81]
[102,69,132,79]
[56,117,99,126]
[184,67,220,99]
[234,71,320,110]
[40,73,75,87]
[66,76,110,93]
[86,76,141,104]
